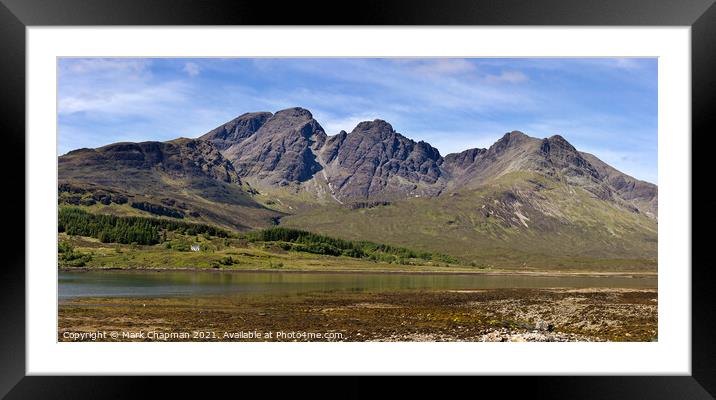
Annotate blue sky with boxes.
[58,58,657,183]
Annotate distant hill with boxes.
[59,107,657,269]
[58,137,282,230]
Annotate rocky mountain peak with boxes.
[317,119,444,200]
[492,130,529,149]
[543,134,577,153]
[443,148,488,172]
[539,135,599,179]
[210,107,328,184]
[321,130,348,164]
[351,119,395,139]
[255,107,327,146]
[274,106,314,119]
[415,140,443,161]
[199,112,272,150]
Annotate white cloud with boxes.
[400,59,477,76]
[58,58,215,155]
[610,58,654,72]
[183,62,201,77]
[485,71,528,83]
[60,58,151,77]
[59,81,190,116]
[58,58,195,118]
[276,59,535,114]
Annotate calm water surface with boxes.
[59,270,657,299]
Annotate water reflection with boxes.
[59,270,657,299]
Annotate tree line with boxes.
[58,207,229,245]
[130,201,185,219]
[245,227,457,264]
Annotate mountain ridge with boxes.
[199,107,656,219]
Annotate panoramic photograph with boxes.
[57,57,657,342]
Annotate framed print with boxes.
[2,0,714,397]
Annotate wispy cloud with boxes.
[396,59,477,76]
[60,58,151,77]
[485,71,528,83]
[58,58,185,118]
[59,81,191,116]
[613,58,643,70]
[183,62,201,77]
[58,58,220,153]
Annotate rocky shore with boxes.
[59,287,657,342]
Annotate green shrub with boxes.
[174,243,190,252]
[219,256,235,266]
[58,241,92,268]
[58,241,73,254]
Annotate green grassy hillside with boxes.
[281,172,657,271]
[58,208,460,271]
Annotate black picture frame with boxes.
[1,0,713,398]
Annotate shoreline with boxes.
[58,287,658,342]
[59,266,657,279]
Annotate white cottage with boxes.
[190,245,201,252]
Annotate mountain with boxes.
[580,152,658,217]
[200,111,272,151]
[59,107,658,269]
[58,138,281,230]
[201,109,656,219]
[439,131,657,217]
[282,130,658,269]
[201,109,447,205]
[316,119,445,200]
[281,169,658,269]
[213,108,328,185]
[442,131,603,191]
